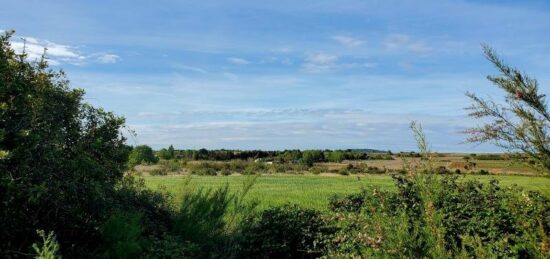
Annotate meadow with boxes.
[143,174,550,210]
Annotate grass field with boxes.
[144,174,550,210]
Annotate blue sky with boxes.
[2,0,550,151]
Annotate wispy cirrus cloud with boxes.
[96,53,120,64]
[174,64,208,74]
[301,53,376,73]
[331,35,366,47]
[227,57,250,65]
[383,34,431,54]
[302,52,339,73]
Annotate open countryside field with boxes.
[143,174,550,210]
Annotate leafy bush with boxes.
[174,186,232,245]
[238,204,332,258]
[100,212,143,259]
[142,234,199,258]
[325,175,550,258]
[149,167,168,176]
[158,159,184,173]
[309,165,326,175]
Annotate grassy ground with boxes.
[143,174,550,211]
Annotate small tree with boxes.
[465,45,550,172]
[128,145,158,167]
[158,145,176,160]
[168,144,175,159]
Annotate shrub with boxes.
[434,166,452,174]
[337,168,350,175]
[149,168,167,176]
[191,167,217,176]
[220,169,232,176]
[158,159,184,173]
[475,169,491,175]
[238,204,332,258]
[174,185,232,245]
[188,162,220,175]
[100,212,143,259]
[309,165,326,175]
[142,234,199,258]
[32,230,61,259]
[325,175,550,258]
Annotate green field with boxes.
[144,174,550,210]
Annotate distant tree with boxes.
[280,150,302,163]
[128,145,158,167]
[157,148,170,160]
[326,150,344,163]
[157,145,175,160]
[301,150,324,166]
[168,144,175,158]
[466,45,550,172]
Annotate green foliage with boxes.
[32,230,61,259]
[174,185,232,245]
[100,212,143,259]
[157,145,175,160]
[301,150,325,166]
[128,145,158,167]
[142,234,199,258]
[326,150,344,162]
[238,204,332,258]
[325,175,550,257]
[466,46,550,173]
[0,31,130,256]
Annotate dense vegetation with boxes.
[155,148,399,163]
[1,30,549,258]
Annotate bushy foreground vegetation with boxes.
[146,174,550,258]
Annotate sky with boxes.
[2,0,550,151]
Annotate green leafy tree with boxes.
[0,31,129,256]
[157,145,176,160]
[301,150,324,166]
[128,145,158,167]
[326,150,344,163]
[466,45,550,172]
[168,144,175,158]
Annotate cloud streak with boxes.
[331,35,366,47]
[383,34,432,55]
[8,34,119,66]
[227,57,250,65]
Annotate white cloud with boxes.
[97,53,120,64]
[260,56,293,65]
[331,35,366,47]
[383,34,431,54]
[10,37,85,65]
[302,53,339,73]
[174,64,208,74]
[227,57,250,65]
[9,35,120,66]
